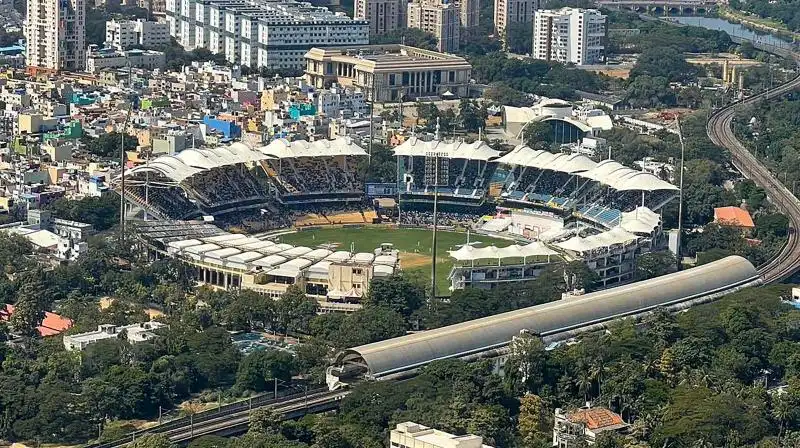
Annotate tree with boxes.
[334,307,406,348]
[505,21,532,54]
[518,394,549,446]
[9,270,49,338]
[629,47,700,84]
[84,132,139,158]
[188,436,230,448]
[249,408,283,435]
[635,252,677,280]
[370,28,438,51]
[363,273,425,319]
[506,333,547,394]
[523,121,554,149]
[275,286,317,335]
[129,434,174,448]
[625,75,676,108]
[458,99,488,133]
[772,394,794,440]
[224,290,275,332]
[235,350,294,392]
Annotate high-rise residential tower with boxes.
[25,0,86,71]
[456,0,478,28]
[493,0,538,37]
[532,7,606,66]
[355,0,408,35]
[408,0,460,53]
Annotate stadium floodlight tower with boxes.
[425,120,448,298]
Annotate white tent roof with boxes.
[503,106,539,124]
[239,240,276,251]
[204,247,241,259]
[577,160,677,192]
[449,242,558,261]
[496,146,596,174]
[260,137,368,159]
[555,227,639,253]
[125,142,271,182]
[620,206,661,234]
[393,137,502,161]
[227,251,266,263]
[252,254,287,267]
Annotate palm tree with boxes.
[773,395,793,441]
[589,360,607,398]
[575,374,593,402]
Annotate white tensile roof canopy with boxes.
[393,137,503,161]
[124,138,367,183]
[449,241,559,262]
[498,146,677,192]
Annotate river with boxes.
[669,16,793,49]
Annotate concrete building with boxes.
[304,44,473,102]
[106,19,171,50]
[390,422,495,448]
[355,0,407,35]
[532,8,606,66]
[159,232,400,313]
[493,0,538,38]
[313,86,368,118]
[552,406,628,447]
[165,0,369,70]
[63,322,167,351]
[25,0,86,71]
[407,0,460,53]
[86,48,167,73]
[456,0,479,28]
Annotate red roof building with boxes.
[714,206,755,229]
[553,405,629,447]
[0,304,73,337]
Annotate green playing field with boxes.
[275,226,512,294]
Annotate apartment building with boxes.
[407,0,460,53]
[25,0,86,71]
[86,48,167,73]
[532,8,606,66]
[106,19,171,50]
[165,0,369,70]
[305,44,473,102]
[493,0,538,36]
[355,0,407,35]
[456,0,479,28]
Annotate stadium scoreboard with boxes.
[424,151,449,187]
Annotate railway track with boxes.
[707,56,800,283]
[90,388,348,448]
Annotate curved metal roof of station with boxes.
[333,256,759,378]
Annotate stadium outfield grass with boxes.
[276,226,511,295]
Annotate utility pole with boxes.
[675,117,686,271]
[431,154,439,299]
[368,74,376,164]
[119,104,133,245]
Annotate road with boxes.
[707,53,800,283]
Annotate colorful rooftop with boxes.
[1,304,74,337]
[714,206,755,228]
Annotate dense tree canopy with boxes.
[83,132,139,158]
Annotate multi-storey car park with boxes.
[165,0,369,70]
